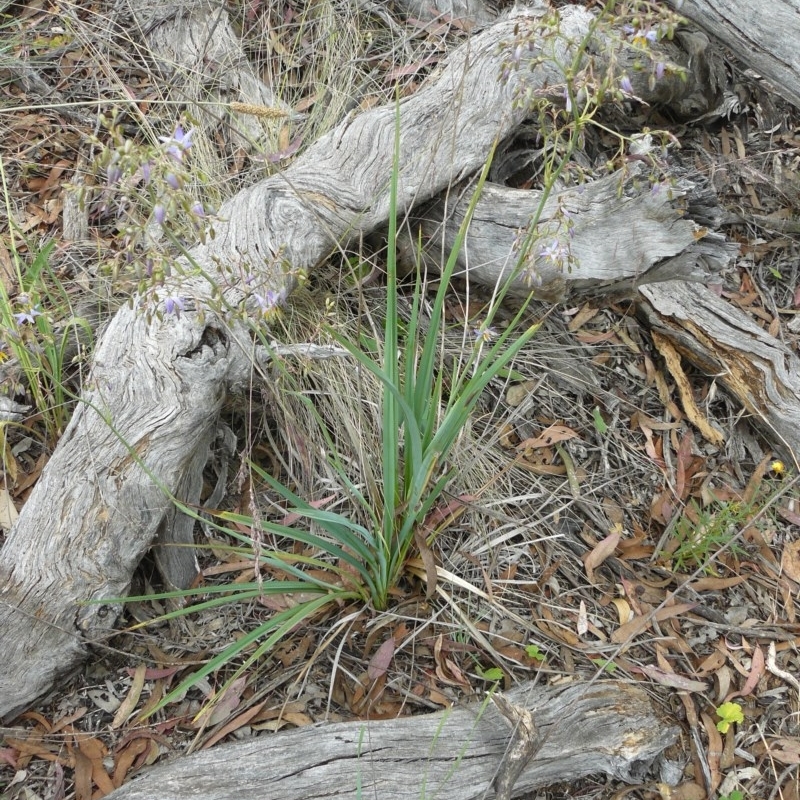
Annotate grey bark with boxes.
[103,681,679,800]
[398,164,737,302]
[637,281,800,464]
[668,0,800,111]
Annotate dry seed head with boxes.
[229,102,290,119]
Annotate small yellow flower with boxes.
[770,460,786,477]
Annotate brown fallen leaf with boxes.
[368,637,396,681]
[203,677,247,728]
[74,749,93,800]
[769,738,800,765]
[200,700,268,750]
[726,644,764,701]
[583,528,621,585]
[111,663,147,730]
[639,664,708,692]
[700,711,724,795]
[112,737,150,788]
[516,423,579,451]
[781,540,800,584]
[77,735,115,797]
[668,782,706,800]
[612,602,696,644]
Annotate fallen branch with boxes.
[102,681,679,800]
[399,165,736,301]
[667,0,800,111]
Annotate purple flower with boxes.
[539,240,564,262]
[166,173,181,191]
[645,30,657,43]
[191,202,205,218]
[655,62,665,81]
[620,75,634,94]
[472,324,497,343]
[537,238,571,272]
[106,162,122,186]
[159,125,194,162]
[141,161,153,185]
[254,288,287,316]
[164,295,185,316]
[13,306,42,325]
[154,204,166,225]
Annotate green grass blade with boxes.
[152,593,341,714]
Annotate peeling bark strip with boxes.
[103,681,679,800]
[637,281,800,464]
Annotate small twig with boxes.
[491,693,544,800]
[766,642,800,706]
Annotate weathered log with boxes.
[102,681,679,800]
[113,0,296,150]
[667,0,800,111]
[0,2,728,719]
[398,165,737,302]
[637,280,800,465]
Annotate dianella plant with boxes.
[129,111,540,713]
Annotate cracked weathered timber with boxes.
[102,681,679,800]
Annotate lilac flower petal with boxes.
[254,287,287,315]
[164,295,185,316]
[160,125,194,162]
[13,306,42,325]
[473,325,497,343]
[106,164,122,186]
